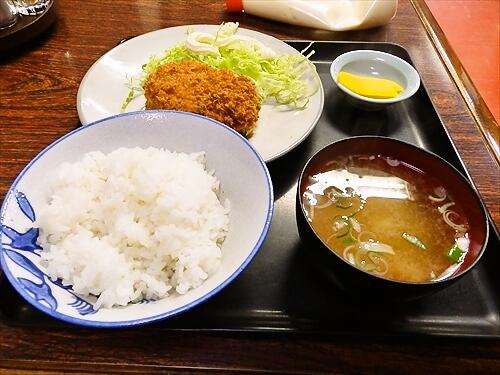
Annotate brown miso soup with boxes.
[302,154,470,283]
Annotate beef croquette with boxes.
[143,60,260,138]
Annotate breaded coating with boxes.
[143,60,260,138]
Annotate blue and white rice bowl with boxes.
[0,110,273,327]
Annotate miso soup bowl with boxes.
[296,136,489,300]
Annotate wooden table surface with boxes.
[0,0,498,374]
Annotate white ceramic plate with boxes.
[77,25,324,162]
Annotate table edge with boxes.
[410,0,500,166]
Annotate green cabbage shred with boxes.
[121,23,318,111]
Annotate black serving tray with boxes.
[1,42,499,338]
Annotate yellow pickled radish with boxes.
[337,71,404,99]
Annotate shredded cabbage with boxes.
[121,23,318,111]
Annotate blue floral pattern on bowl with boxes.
[1,191,96,316]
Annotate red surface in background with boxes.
[425,0,500,123]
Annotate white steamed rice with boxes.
[36,147,229,308]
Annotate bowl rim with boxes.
[0,110,274,327]
[330,49,421,104]
[297,135,489,286]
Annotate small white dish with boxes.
[77,25,324,162]
[330,49,420,108]
[0,110,273,327]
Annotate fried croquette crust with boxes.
[143,60,260,138]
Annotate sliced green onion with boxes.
[438,202,455,213]
[343,245,356,264]
[447,243,465,263]
[402,232,427,250]
[335,196,353,209]
[331,215,350,237]
[367,252,389,276]
[349,217,361,233]
[324,186,344,199]
[354,249,376,271]
[357,230,377,243]
[342,236,355,246]
[358,241,395,255]
[442,210,468,232]
[428,186,447,202]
